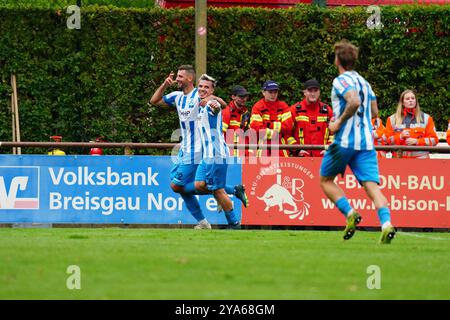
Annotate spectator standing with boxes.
[385,89,438,158]
[222,85,251,157]
[290,79,333,157]
[249,80,294,157]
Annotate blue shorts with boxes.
[170,163,198,186]
[320,143,380,184]
[195,161,228,191]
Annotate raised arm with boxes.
[150,72,175,106]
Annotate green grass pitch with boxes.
[0,227,449,299]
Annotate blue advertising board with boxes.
[0,155,242,224]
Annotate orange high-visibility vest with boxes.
[372,117,388,158]
[385,112,438,158]
[446,119,450,145]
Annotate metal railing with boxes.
[1,141,450,153]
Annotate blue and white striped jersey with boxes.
[331,71,376,150]
[163,88,202,164]
[198,101,230,163]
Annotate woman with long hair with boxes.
[385,89,438,158]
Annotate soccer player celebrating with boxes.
[194,74,243,229]
[150,65,210,229]
[319,40,396,244]
[150,66,247,229]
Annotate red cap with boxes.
[50,136,62,142]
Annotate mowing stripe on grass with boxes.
[397,232,450,241]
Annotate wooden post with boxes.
[11,75,21,155]
[10,83,16,155]
[195,0,207,79]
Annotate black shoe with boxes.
[226,222,241,230]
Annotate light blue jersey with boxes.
[163,88,202,164]
[331,71,376,150]
[198,101,230,163]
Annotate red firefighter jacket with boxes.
[290,99,333,157]
[250,98,294,157]
[222,101,250,157]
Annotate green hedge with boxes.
[0,4,449,154]
[0,0,156,9]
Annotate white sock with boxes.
[382,221,392,230]
[346,209,354,217]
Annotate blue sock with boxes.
[225,185,235,195]
[180,193,205,222]
[183,182,197,194]
[184,182,209,195]
[224,209,239,225]
[335,197,353,217]
[377,207,391,226]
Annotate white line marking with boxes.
[398,232,450,241]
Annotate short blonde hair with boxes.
[199,74,217,88]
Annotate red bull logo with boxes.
[243,159,315,225]
[257,170,311,220]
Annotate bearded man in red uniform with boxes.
[250,80,295,157]
[290,79,333,157]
